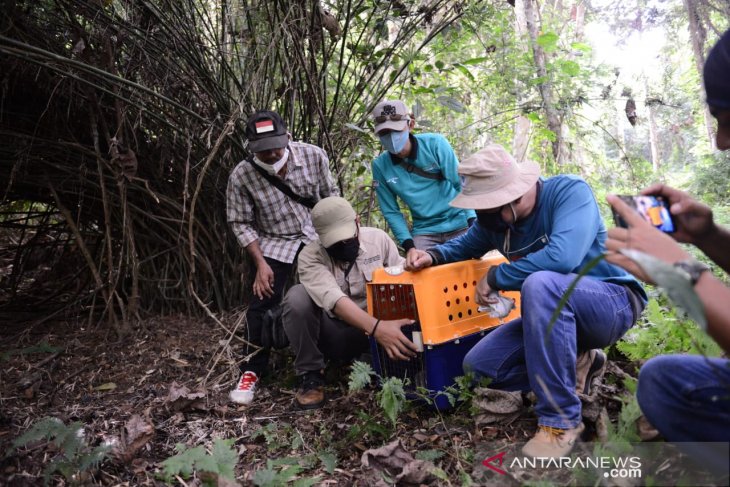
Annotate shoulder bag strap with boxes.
[248,158,318,209]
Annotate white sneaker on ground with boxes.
[229,371,258,405]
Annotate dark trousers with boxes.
[282,284,369,376]
[242,257,294,376]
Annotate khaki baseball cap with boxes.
[312,197,358,248]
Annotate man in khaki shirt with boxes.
[282,197,418,409]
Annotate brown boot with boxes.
[522,423,585,458]
[576,349,606,395]
[295,371,325,410]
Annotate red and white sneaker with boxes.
[229,371,258,405]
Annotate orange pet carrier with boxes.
[366,254,521,410]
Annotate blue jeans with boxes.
[637,355,730,473]
[463,271,635,429]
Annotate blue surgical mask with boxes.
[378,130,409,155]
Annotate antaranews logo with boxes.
[481,452,642,480]
[481,452,507,475]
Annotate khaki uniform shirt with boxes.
[298,227,405,313]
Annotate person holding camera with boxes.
[282,197,418,410]
[605,29,730,472]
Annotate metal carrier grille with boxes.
[369,283,427,388]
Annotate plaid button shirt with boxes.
[226,141,340,263]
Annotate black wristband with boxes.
[426,249,442,266]
[486,266,500,290]
[369,319,382,337]
[402,239,415,252]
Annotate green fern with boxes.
[7,417,109,486]
[159,438,238,485]
[617,298,722,360]
[348,360,375,392]
[377,377,407,426]
[252,457,321,487]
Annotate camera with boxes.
[612,195,675,233]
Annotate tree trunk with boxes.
[512,0,531,161]
[648,104,661,172]
[523,0,563,164]
[684,0,716,148]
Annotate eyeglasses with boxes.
[373,114,410,123]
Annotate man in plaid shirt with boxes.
[226,110,339,404]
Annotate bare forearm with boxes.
[695,272,730,354]
[245,240,267,267]
[696,224,730,274]
[333,297,377,334]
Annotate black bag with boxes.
[260,305,290,350]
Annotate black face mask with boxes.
[325,237,360,263]
[476,209,509,232]
[476,203,518,233]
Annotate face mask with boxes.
[476,203,517,233]
[325,237,360,263]
[253,148,289,175]
[378,130,409,155]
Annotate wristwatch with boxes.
[673,259,711,286]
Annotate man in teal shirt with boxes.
[371,100,475,267]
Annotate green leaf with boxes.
[526,112,540,123]
[460,56,489,65]
[378,377,406,426]
[536,32,559,52]
[293,476,321,487]
[210,439,238,480]
[434,60,445,70]
[319,451,337,474]
[436,96,466,113]
[453,63,475,82]
[431,467,450,481]
[348,360,375,392]
[559,60,580,76]
[415,449,445,461]
[570,42,592,53]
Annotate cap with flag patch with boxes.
[245,110,289,153]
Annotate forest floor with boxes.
[0,315,722,486]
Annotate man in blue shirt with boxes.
[370,100,475,267]
[407,144,647,458]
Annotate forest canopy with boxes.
[1,0,728,334]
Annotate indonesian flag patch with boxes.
[255,120,275,134]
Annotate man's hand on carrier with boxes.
[375,319,419,361]
[405,249,433,271]
[475,277,498,306]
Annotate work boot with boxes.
[522,422,585,458]
[576,349,607,395]
[295,371,325,410]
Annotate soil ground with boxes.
[0,315,721,486]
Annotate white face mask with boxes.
[253,148,289,175]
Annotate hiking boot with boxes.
[295,371,325,410]
[522,422,585,458]
[576,349,606,395]
[229,371,258,405]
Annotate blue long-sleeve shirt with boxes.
[430,175,647,300]
[372,133,476,246]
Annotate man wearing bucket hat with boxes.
[281,197,418,409]
[226,110,338,405]
[370,100,475,266]
[407,144,647,458]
